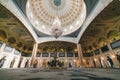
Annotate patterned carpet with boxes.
[0,68,120,80]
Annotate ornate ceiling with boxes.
[0,4,34,52]
[80,0,120,53]
[38,41,77,53]
[0,0,119,55]
[26,0,86,35]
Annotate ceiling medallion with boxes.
[54,0,61,6]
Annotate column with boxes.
[106,41,118,68]
[89,57,94,67]
[40,51,43,68]
[0,43,6,58]
[12,49,21,68]
[65,48,68,67]
[20,57,27,68]
[39,48,43,68]
[48,52,50,61]
[37,59,40,68]
[56,48,59,59]
[93,51,100,68]
[29,43,38,67]
[73,51,76,68]
[77,44,84,67]
[14,54,21,68]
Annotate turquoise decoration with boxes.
[54,0,61,6]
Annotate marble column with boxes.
[20,57,27,68]
[29,43,38,67]
[77,44,84,67]
[48,52,50,61]
[0,43,6,58]
[65,48,68,67]
[73,51,76,68]
[89,57,94,67]
[92,51,97,68]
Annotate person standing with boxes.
[107,56,114,68]
[116,54,120,68]
[69,62,72,68]
[116,54,120,63]
[99,58,103,68]
[0,56,6,68]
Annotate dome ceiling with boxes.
[26,0,86,35]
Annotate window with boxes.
[50,53,55,57]
[42,53,49,57]
[36,53,41,57]
[94,49,100,55]
[22,53,32,57]
[4,45,13,52]
[67,52,73,57]
[59,53,65,57]
[14,50,20,55]
[101,45,109,52]
[111,40,120,49]
[83,52,94,57]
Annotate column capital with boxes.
[106,39,111,44]
[77,43,81,46]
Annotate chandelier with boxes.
[50,16,63,38]
[49,0,63,38]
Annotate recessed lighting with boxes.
[63,29,67,32]
[35,20,39,25]
[70,26,73,30]
[42,25,45,30]
[76,21,79,25]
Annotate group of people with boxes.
[92,54,120,68]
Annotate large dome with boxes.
[26,0,86,35]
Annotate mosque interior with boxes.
[0,0,120,70]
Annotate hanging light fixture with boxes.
[50,16,63,38]
[50,0,63,38]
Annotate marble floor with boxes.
[0,68,120,80]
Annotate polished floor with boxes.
[0,68,120,80]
